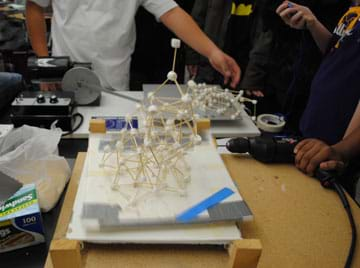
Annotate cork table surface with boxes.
[45,153,360,268]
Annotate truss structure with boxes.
[99,39,256,206]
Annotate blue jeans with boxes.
[0,72,22,89]
[0,72,23,110]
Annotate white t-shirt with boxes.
[29,0,178,90]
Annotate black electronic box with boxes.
[10,91,75,131]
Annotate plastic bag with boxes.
[0,125,71,212]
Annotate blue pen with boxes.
[287,2,293,8]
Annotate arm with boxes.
[240,11,272,98]
[344,102,360,138]
[276,1,332,54]
[185,0,207,66]
[294,104,360,175]
[331,127,360,165]
[26,1,49,56]
[185,0,208,78]
[160,7,241,88]
[294,139,345,175]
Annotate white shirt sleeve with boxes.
[141,0,178,20]
[27,0,50,8]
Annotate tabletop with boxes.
[44,152,360,268]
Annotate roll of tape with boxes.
[256,114,286,133]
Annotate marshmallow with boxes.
[181,94,192,104]
[148,105,158,114]
[192,135,202,145]
[187,80,197,89]
[171,38,181,48]
[167,71,178,81]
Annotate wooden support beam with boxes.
[196,118,211,132]
[89,119,106,133]
[228,239,262,268]
[50,239,82,268]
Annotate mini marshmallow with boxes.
[166,119,175,125]
[125,114,132,122]
[187,80,197,89]
[192,135,202,145]
[171,38,181,48]
[181,94,192,103]
[167,71,178,81]
[148,105,158,113]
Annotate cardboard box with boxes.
[0,184,45,253]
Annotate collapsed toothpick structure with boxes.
[188,82,257,121]
[99,39,256,206]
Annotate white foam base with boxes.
[67,135,243,245]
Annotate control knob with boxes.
[50,95,58,104]
[36,94,46,104]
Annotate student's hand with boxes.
[276,1,317,30]
[186,65,198,79]
[245,89,265,97]
[294,139,345,176]
[40,82,62,91]
[208,49,241,88]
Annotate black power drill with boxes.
[226,136,341,188]
[226,136,299,164]
[226,136,356,268]
[226,136,337,188]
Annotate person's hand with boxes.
[294,139,345,176]
[208,49,241,88]
[245,89,265,97]
[186,65,198,79]
[276,1,317,30]
[40,82,62,91]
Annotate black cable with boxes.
[62,112,84,137]
[315,169,357,268]
[331,182,357,268]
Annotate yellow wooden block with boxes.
[50,239,81,268]
[228,239,262,268]
[89,119,106,133]
[196,119,211,132]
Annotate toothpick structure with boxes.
[99,39,257,206]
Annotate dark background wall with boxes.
[130,0,194,90]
